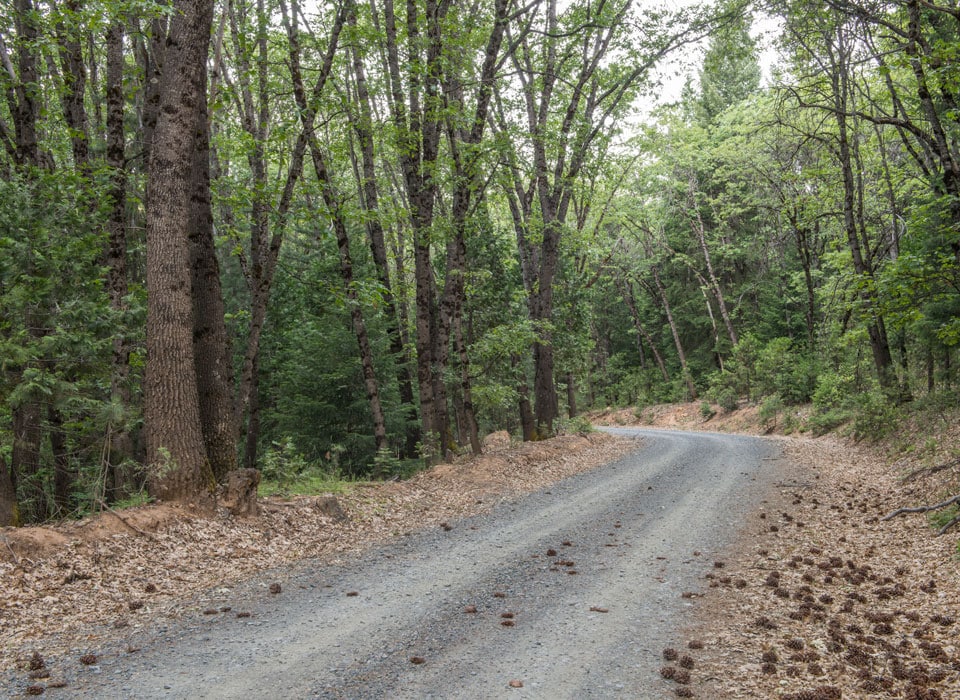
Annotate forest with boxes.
[0,0,958,525]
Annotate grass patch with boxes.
[258,470,363,499]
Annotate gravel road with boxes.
[27,428,783,699]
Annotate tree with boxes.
[494,0,713,436]
[143,0,218,503]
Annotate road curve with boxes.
[45,428,782,700]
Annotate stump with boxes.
[313,495,349,522]
[220,469,261,517]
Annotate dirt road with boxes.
[31,428,782,699]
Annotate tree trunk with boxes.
[243,353,261,470]
[189,75,239,482]
[650,266,698,400]
[10,0,41,167]
[618,277,669,382]
[104,20,135,500]
[0,453,18,526]
[12,397,44,522]
[379,0,447,460]
[566,372,578,419]
[309,144,389,459]
[830,32,896,396]
[49,406,73,517]
[455,310,481,454]
[54,0,90,171]
[689,198,737,348]
[143,0,216,504]
[346,0,420,457]
[517,376,536,442]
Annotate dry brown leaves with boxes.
[0,431,636,672]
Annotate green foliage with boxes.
[928,505,959,533]
[257,439,358,498]
[806,408,854,436]
[111,490,155,511]
[700,401,716,420]
[851,391,899,443]
[556,416,594,435]
[758,394,785,427]
[260,439,310,491]
[715,387,739,413]
[811,371,856,413]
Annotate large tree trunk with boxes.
[189,74,239,481]
[143,0,216,503]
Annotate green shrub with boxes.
[806,408,853,436]
[715,387,739,412]
[852,391,899,442]
[557,416,595,435]
[759,394,785,426]
[812,372,856,413]
[700,401,717,420]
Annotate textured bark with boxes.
[9,0,41,167]
[566,372,577,419]
[105,21,135,499]
[189,75,239,481]
[517,372,536,442]
[143,0,216,503]
[220,469,260,517]
[140,17,167,162]
[455,310,481,454]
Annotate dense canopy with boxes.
[1,0,958,523]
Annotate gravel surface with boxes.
[7,428,784,699]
